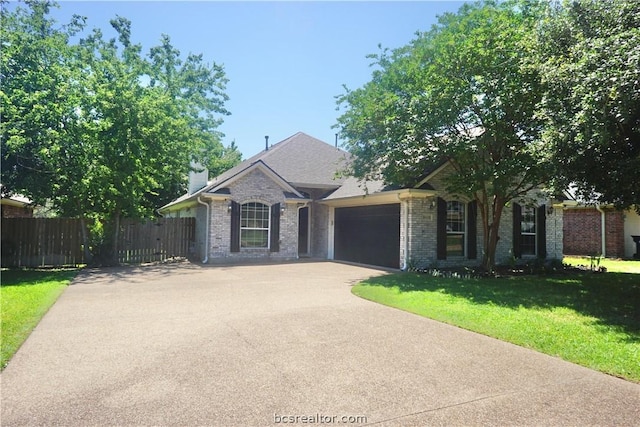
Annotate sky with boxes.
[42,1,466,159]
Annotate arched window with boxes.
[240,202,270,248]
[446,201,465,257]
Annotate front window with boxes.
[240,202,269,248]
[521,206,536,256]
[446,201,465,257]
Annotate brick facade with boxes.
[605,211,625,258]
[171,146,565,267]
[297,187,331,259]
[186,172,336,264]
[403,198,438,268]
[194,165,565,267]
[545,206,564,261]
[1,204,33,218]
[400,163,563,268]
[401,197,563,269]
[563,208,625,258]
[204,169,300,263]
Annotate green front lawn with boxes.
[353,267,640,382]
[1,269,79,369]
[563,256,640,273]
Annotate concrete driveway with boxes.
[2,261,639,426]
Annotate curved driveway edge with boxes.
[2,261,639,426]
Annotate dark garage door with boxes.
[334,204,400,268]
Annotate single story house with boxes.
[159,132,563,269]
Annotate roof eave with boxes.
[320,189,437,207]
[158,199,198,213]
[561,200,616,209]
[284,197,313,204]
[290,182,342,190]
[159,193,230,213]
[415,161,451,188]
[1,199,31,208]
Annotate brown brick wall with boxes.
[1,204,33,218]
[605,211,625,258]
[563,208,625,258]
[206,168,300,262]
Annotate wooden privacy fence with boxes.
[1,218,85,267]
[1,217,195,267]
[117,218,195,264]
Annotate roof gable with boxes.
[160,132,349,212]
[414,160,451,189]
[207,160,304,198]
[210,132,349,189]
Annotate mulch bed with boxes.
[408,263,606,279]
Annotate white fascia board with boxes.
[289,182,342,190]
[1,198,30,208]
[158,199,198,214]
[415,161,451,188]
[320,189,436,208]
[199,193,231,201]
[284,197,312,204]
[561,200,615,209]
[159,193,228,213]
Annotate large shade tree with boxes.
[335,0,549,270]
[1,0,85,201]
[537,0,640,209]
[1,1,240,264]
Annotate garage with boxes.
[334,204,400,268]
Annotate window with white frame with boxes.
[520,206,536,255]
[240,202,269,248]
[446,201,465,257]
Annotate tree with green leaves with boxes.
[335,0,548,270]
[1,1,240,264]
[537,0,640,209]
[1,0,85,202]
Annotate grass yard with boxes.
[563,256,640,273]
[1,269,78,369]
[353,264,640,383]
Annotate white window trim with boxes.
[240,201,271,249]
[446,201,466,258]
[521,206,537,257]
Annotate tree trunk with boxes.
[480,197,505,272]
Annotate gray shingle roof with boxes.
[160,132,349,211]
[322,176,396,200]
[211,132,349,188]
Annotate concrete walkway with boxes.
[2,261,638,426]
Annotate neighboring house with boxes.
[1,194,33,218]
[159,132,563,269]
[563,202,640,259]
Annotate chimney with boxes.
[265,135,269,151]
[188,160,208,195]
[335,133,338,148]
